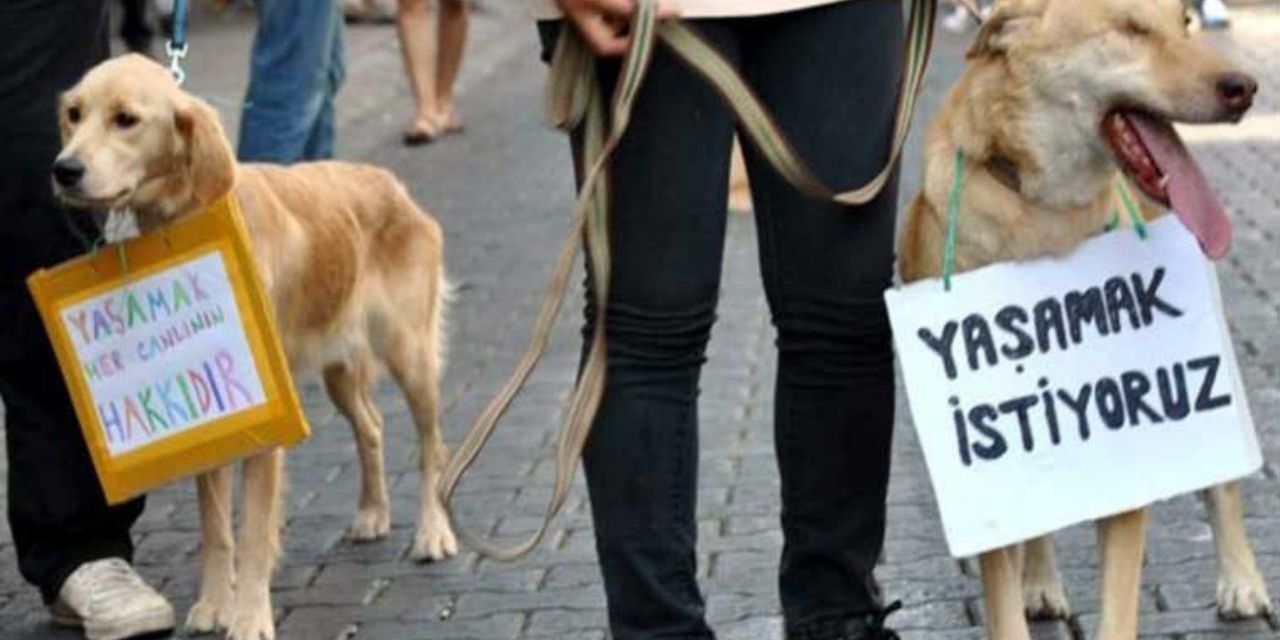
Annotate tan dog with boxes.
[898,0,1264,638]
[52,54,458,640]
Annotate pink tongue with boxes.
[1124,112,1232,258]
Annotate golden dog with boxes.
[898,0,1264,638]
[52,54,457,640]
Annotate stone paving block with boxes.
[524,607,608,636]
[392,613,523,640]
[883,577,984,605]
[541,563,601,591]
[720,615,785,640]
[452,586,604,621]
[520,633,606,640]
[1076,609,1276,638]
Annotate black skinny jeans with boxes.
[543,1,903,638]
[1,0,144,604]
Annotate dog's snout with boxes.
[1216,72,1258,114]
[52,157,86,188]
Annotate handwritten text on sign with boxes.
[61,251,267,456]
[885,218,1261,558]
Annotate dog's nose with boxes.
[52,157,86,188]
[1216,72,1258,114]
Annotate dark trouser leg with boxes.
[118,0,153,53]
[737,1,904,637]
[565,23,742,640]
[0,0,146,604]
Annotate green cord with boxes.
[942,155,1151,292]
[1112,177,1148,239]
[942,149,965,291]
[88,233,130,277]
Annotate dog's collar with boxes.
[984,153,1023,194]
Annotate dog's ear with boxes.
[968,8,1040,59]
[174,96,235,208]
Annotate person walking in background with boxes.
[538,0,905,638]
[396,0,469,145]
[1,2,174,638]
[119,0,154,53]
[941,0,988,33]
[239,0,347,163]
[1194,0,1232,29]
[344,0,397,23]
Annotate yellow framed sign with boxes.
[27,197,309,505]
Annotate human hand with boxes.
[554,0,679,57]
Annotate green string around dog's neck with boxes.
[942,149,965,291]
[1107,176,1149,238]
[88,221,131,277]
[941,150,1150,291]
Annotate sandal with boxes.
[402,118,440,147]
[436,106,465,135]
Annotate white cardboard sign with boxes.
[885,217,1262,558]
[59,251,268,456]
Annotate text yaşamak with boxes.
[916,266,1232,466]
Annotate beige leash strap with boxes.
[440,0,940,560]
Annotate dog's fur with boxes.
[898,0,1267,638]
[54,54,457,640]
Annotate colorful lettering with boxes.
[215,350,252,410]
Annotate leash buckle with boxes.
[165,40,189,86]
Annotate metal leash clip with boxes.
[165,0,190,86]
[165,40,188,86]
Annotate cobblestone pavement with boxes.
[3,4,1280,640]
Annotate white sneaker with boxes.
[943,5,974,33]
[51,558,176,640]
[1200,0,1231,28]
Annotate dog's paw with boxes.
[349,506,391,542]
[225,604,275,640]
[410,522,459,563]
[1217,570,1273,620]
[1023,580,1072,620]
[185,597,233,635]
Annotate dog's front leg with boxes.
[1022,535,1071,620]
[1203,482,1272,619]
[1097,509,1147,640]
[228,448,284,640]
[980,545,1032,640]
[187,466,235,634]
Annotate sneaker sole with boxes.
[84,609,176,640]
[49,603,83,628]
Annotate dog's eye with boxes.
[113,112,139,130]
[1124,20,1152,37]
[66,106,81,124]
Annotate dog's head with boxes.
[53,54,235,223]
[970,0,1257,257]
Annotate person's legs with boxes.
[239,0,344,163]
[396,0,442,141]
[0,0,153,609]
[119,0,154,53]
[539,20,742,640]
[737,1,904,637]
[434,0,469,131]
[302,7,346,160]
